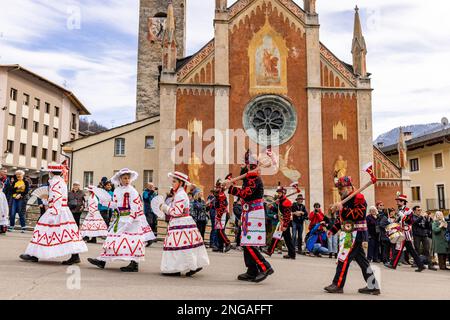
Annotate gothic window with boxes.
[243,95,297,146]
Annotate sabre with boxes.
[221,154,274,187]
[266,181,301,205]
[333,162,377,210]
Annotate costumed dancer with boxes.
[384,193,425,272]
[19,163,88,265]
[214,177,232,253]
[88,168,155,272]
[324,176,380,295]
[153,171,209,277]
[223,151,274,283]
[263,186,296,259]
[80,186,108,243]
[0,181,9,234]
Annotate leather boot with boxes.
[120,261,139,272]
[62,254,81,265]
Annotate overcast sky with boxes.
[0,0,449,137]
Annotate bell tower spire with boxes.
[162,0,177,73]
[352,5,368,78]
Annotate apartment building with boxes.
[382,126,450,213]
[0,65,90,181]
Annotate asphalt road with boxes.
[1,232,449,300]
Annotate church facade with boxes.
[138,0,383,208]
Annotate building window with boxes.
[33,121,39,133]
[83,172,94,188]
[42,148,48,160]
[6,140,14,153]
[114,138,125,156]
[145,136,155,149]
[437,185,446,210]
[52,150,58,162]
[35,98,40,110]
[409,158,419,172]
[8,114,16,126]
[10,88,17,101]
[71,113,77,130]
[21,118,28,130]
[31,146,37,158]
[434,153,443,169]
[19,143,26,156]
[411,186,421,202]
[53,128,59,139]
[143,170,154,185]
[44,125,49,136]
[23,94,30,106]
[45,103,50,114]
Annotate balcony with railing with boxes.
[426,198,449,211]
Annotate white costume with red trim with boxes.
[161,187,209,273]
[24,175,88,259]
[98,185,155,262]
[0,190,9,228]
[80,193,108,238]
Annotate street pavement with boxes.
[1,232,449,300]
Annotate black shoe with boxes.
[262,249,272,257]
[224,244,232,253]
[329,253,333,259]
[265,267,275,276]
[252,271,269,283]
[88,258,106,269]
[415,266,426,272]
[283,255,295,260]
[83,236,89,241]
[324,284,344,294]
[62,255,81,265]
[87,238,97,244]
[162,272,181,277]
[186,268,203,277]
[120,261,139,272]
[237,273,256,282]
[19,254,39,263]
[358,287,381,295]
[146,241,152,248]
[212,247,220,252]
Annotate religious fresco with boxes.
[279,145,302,183]
[256,35,281,86]
[248,14,288,96]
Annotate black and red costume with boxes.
[228,160,273,282]
[214,188,231,251]
[325,177,379,294]
[266,194,296,259]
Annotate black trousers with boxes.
[72,212,82,228]
[196,220,207,240]
[217,228,231,249]
[268,229,296,258]
[100,210,111,228]
[380,240,391,263]
[392,240,424,269]
[243,246,272,276]
[413,235,431,264]
[332,241,378,289]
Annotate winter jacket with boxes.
[432,220,449,254]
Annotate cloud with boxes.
[1,0,449,136]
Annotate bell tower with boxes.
[136,0,186,120]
